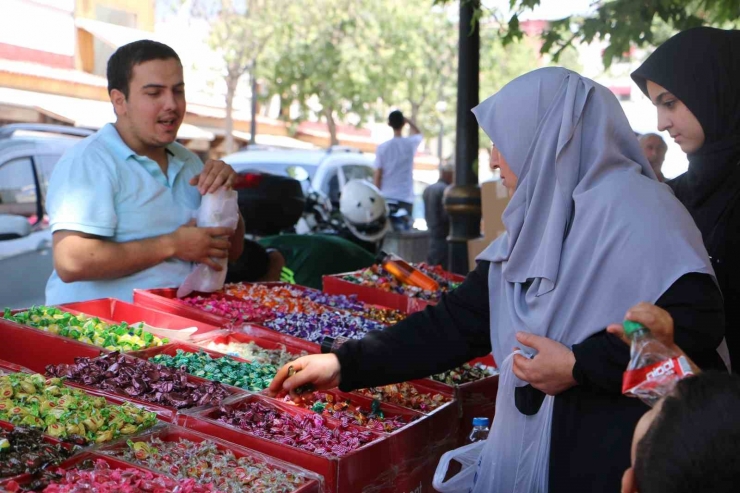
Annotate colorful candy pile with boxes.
[150,350,277,392]
[46,352,230,410]
[354,382,450,412]
[5,458,210,493]
[225,284,336,317]
[225,283,406,326]
[0,373,157,443]
[431,363,497,386]
[341,263,462,301]
[199,340,306,368]
[107,436,309,492]
[0,426,73,479]
[263,311,385,342]
[181,294,273,323]
[216,400,375,457]
[3,307,167,352]
[286,392,414,433]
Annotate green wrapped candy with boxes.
[150,350,278,392]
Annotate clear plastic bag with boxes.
[432,441,485,492]
[177,189,239,298]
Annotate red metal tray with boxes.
[180,393,393,493]
[133,288,246,327]
[96,425,323,493]
[60,298,222,337]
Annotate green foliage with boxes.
[436,0,740,67]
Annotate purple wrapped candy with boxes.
[45,352,230,409]
[263,312,384,342]
[216,400,375,457]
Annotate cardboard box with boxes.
[468,180,510,271]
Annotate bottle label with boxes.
[622,356,693,396]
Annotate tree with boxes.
[267,0,398,145]
[436,0,740,67]
[195,0,288,153]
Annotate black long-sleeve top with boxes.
[336,260,725,492]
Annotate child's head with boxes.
[623,371,740,493]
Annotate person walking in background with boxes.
[639,133,668,181]
[373,110,422,217]
[423,163,453,268]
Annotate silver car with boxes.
[0,124,92,309]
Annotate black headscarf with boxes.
[631,27,740,250]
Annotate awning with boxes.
[75,17,165,50]
[0,87,213,141]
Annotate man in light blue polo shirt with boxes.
[46,40,245,304]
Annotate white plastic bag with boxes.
[177,189,239,298]
[432,441,485,493]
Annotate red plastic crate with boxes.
[180,394,397,493]
[96,425,323,492]
[430,355,499,447]
[0,319,104,371]
[60,298,221,337]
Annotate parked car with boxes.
[223,146,375,205]
[0,124,93,308]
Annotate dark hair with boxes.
[635,371,740,493]
[225,239,270,283]
[388,110,405,130]
[107,40,181,98]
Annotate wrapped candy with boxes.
[3,307,167,352]
[341,263,461,301]
[106,437,308,492]
[0,426,73,478]
[199,340,306,368]
[263,311,385,342]
[11,458,207,493]
[0,373,157,443]
[46,352,230,410]
[354,382,450,412]
[149,350,277,392]
[285,392,415,433]
[216,400,375,457]
[182,294,273,323]
[430,363,497,386]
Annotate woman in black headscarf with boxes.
[632,27,740,370]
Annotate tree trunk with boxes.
[324,108,339,146]
[410,101,421,126]
[224,70,239,155]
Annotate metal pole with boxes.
[443,0,481,275]
[249,60,258,146]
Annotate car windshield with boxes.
[231,162,318,180]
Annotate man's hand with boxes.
[512,332,577,396]
[168,219,233,270]
[190,159,237,195]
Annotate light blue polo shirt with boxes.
[45,123,203,304]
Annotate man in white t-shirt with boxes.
[373,110,423,215]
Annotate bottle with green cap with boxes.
[622,320,693,407]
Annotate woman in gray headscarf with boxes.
[269,68,725,492]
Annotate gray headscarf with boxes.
[469,68,714,492]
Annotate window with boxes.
[341,164,373,183]
[323,171,341,203]
[34,153,63,201]
[0,156,37,216]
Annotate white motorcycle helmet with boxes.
[339,179,391,243]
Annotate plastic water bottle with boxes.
[468,417,490,443]
[622,320,694,407]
